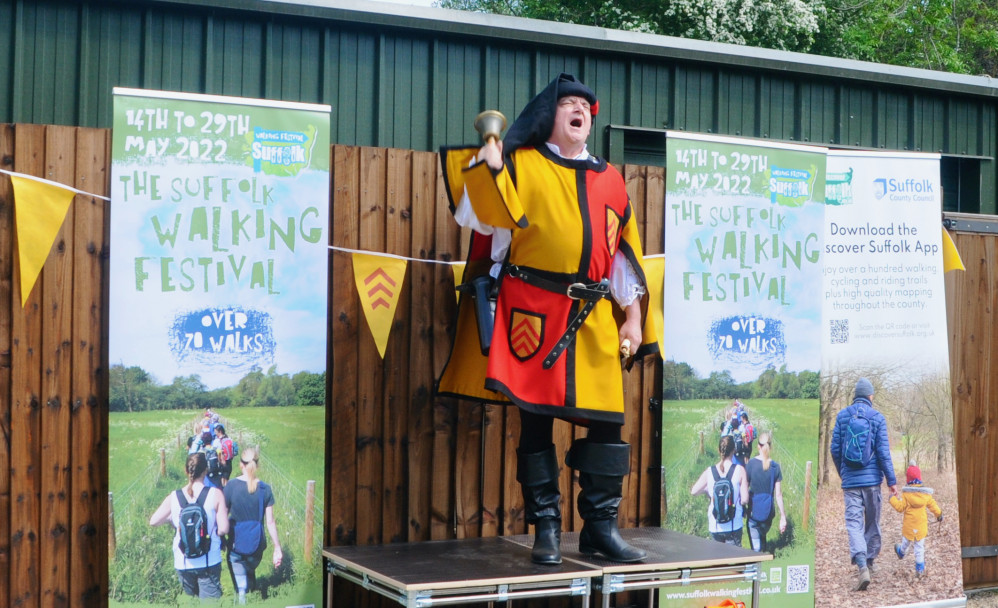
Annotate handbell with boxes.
[474,110,507,144]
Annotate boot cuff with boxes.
[566,439,630,476]
[516,444,560,485]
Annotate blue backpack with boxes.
[231,489,266,556]
[843,403,874,468]
[176,487,212,560]
[711,465,737,525]
[749,464,776,523]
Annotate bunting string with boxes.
[0,168,111,201]
[329,244,465,265]
[329,245,666,265]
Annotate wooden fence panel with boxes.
[11,131,998,602]
[0,123,14,608]
[0,124,109,608]
[948,229,998,588]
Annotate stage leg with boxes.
[326,567,334,608]
[751,563,761,607]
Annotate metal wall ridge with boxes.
[149,0,998,97]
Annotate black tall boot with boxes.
[567,439,647,563]
[517,445,562,565]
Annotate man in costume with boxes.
[439,73,659,564]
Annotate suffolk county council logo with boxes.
[873,178,888,200]
[873,177,935,202]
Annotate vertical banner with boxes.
[662,132,826,607]
[816,151,964,606]
[108,89,330,608]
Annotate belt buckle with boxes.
[566,282,586,299]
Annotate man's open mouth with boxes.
[570,118,583,128]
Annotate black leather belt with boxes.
[505,265,610,369]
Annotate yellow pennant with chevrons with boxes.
[11,174,76,307]
[352,253,408,358]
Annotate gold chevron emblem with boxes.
[606,208,621,256]
[509,310,543,361]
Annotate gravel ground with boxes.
[967,589,998,607]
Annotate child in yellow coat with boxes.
[891,463,942,578]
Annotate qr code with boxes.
[786,565,810,594]
[830,319,849,344]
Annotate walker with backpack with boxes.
[176,487,212,563]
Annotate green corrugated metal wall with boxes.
[2,0,997,212]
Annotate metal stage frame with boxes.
[324,527,772,607]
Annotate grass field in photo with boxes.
[661,398,819,607]
[109,406,324,607]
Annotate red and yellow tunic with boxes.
[438,145,658,424]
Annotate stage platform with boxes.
[324,527,772,607]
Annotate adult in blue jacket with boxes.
[829,377,898,592]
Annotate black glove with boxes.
[937,515,944,523]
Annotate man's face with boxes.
[549,95,592,152]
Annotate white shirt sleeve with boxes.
[451,154,511,278]
[610,252,645,307]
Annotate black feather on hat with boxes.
[503,73,598,155]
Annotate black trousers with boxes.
[518,409,621,453]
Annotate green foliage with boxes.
[109,364,326,412]
[439,0,998,76]
[663,361,819,400]
[292,371,326,406]
[440,0,657,31]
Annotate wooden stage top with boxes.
[324,527,772,594]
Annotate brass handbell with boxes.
[474,110,507,144]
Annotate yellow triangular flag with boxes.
[942,228,965,273]
[643,256,665,354]
[11,174,76,307]
[352,253,408,358]
[452,262,466,304]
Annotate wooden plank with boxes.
[11,122,46,608]
[382,148,411,544]
[329,145,359,547]
[0,122,15,608]
[430,154,460,540]
[69,126,109,607]
[454,402,483,539]
[502,406,524,537]
[643,166,666,528]
[620,164,646,530]
[406,150,437,542]
[643,166,666,255]
[479,403,502,538]
[355,146,387,546]
[569,424,584,532]
[330,144,363,605]
[40,125,75,608]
